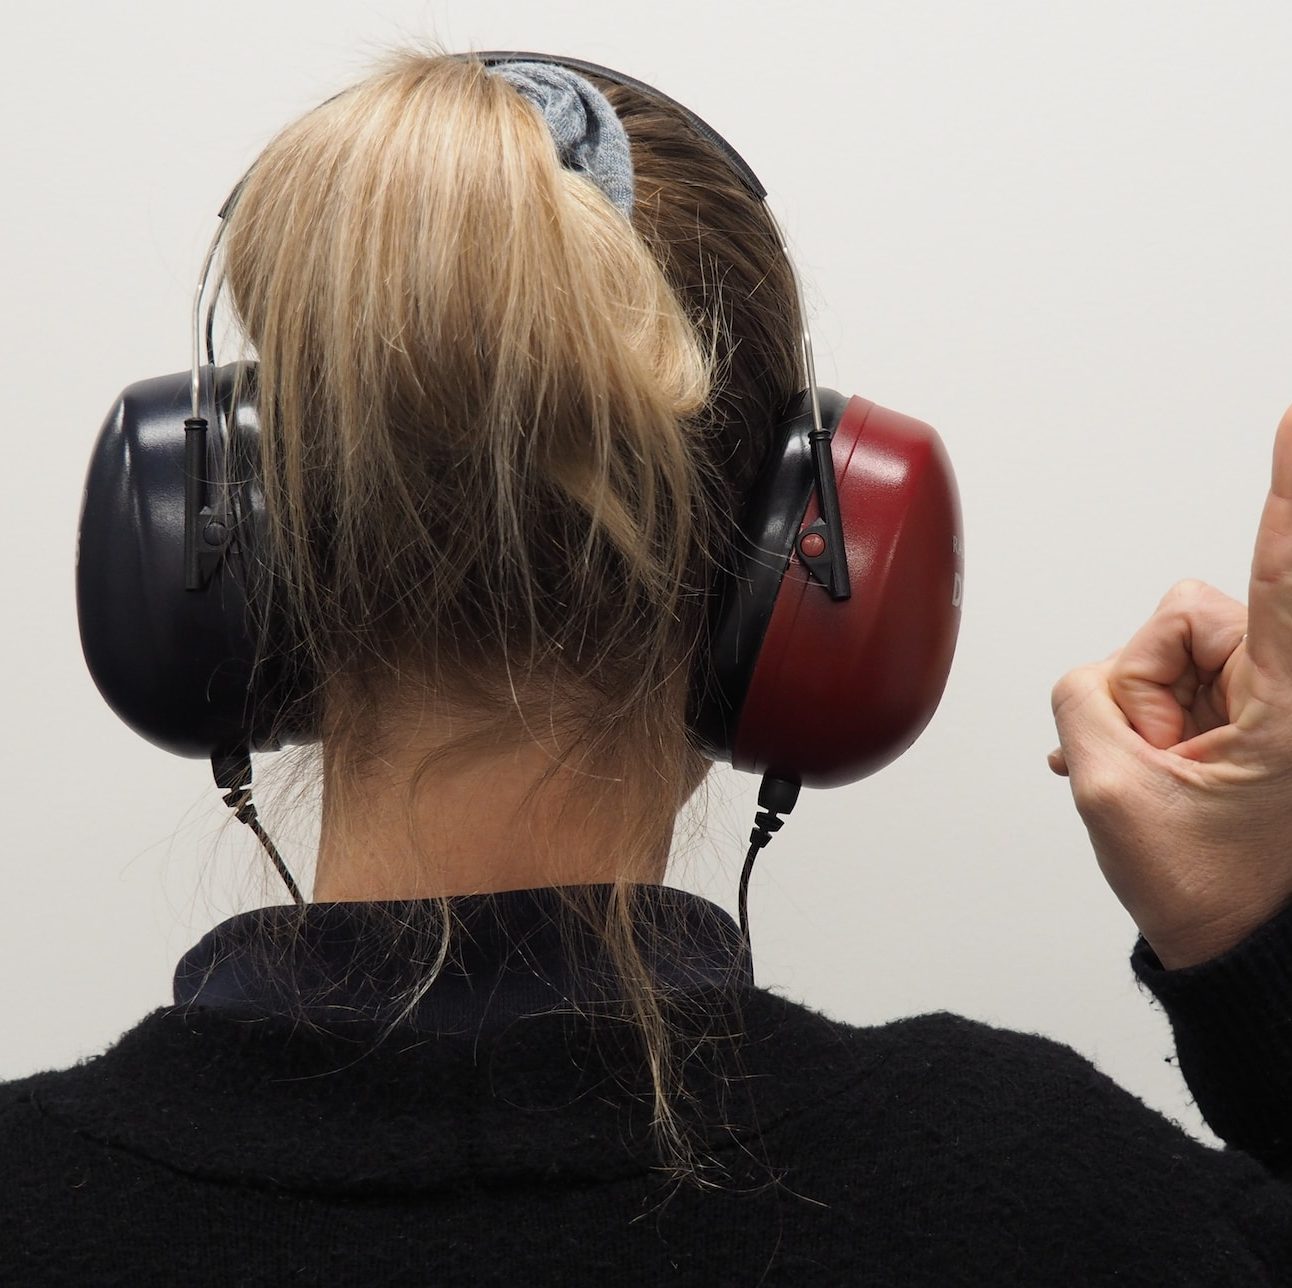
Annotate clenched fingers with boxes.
[1106,580,1246,751]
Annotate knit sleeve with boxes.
[1130,890,1292,1177]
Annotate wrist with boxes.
[1147,896,1292,970]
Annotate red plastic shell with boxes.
[731,397,963,788]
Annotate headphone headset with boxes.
[75,51,964,935]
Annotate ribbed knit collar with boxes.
[173,884,753,1037]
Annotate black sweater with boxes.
[4,882,1292,1286]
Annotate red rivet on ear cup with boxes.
[799,532,826,559]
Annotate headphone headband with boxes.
[217,51,767,221]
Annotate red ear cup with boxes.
[731,397,963,788]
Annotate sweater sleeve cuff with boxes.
[1131,892,1292,1168]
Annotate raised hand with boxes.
[1049,406,1292,969]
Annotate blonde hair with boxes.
[219,45,803,1180]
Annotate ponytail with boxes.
[219,45,803,1181]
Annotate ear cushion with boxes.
[689,389,840,757]
[693,392,963,788]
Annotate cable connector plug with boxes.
[749,774,801,849]
[210,749,305,907]
[221,787,259,829]
[738,773,802,955]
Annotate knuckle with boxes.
[1051,663,1097,715]
[1050,670,1079,714]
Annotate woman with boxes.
[6,45,1292,1285]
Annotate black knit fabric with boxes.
[4,882,1292,1285]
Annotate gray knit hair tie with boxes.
[492,61,635,219]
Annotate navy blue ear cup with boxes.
[76,364,307,757]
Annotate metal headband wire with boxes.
[190,218,227,421]
[764,206,825,451]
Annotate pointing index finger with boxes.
[1247,404,1292,681]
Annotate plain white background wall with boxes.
[5,0,1292,1153]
